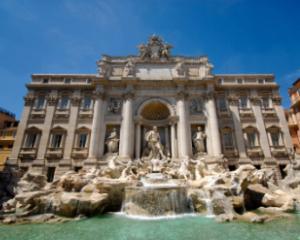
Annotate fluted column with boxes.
[119,92,134,160]
[273,96,293,150]
[228,96,248,160]
[8,93,35,166]
[205,92,222,157]
[87,87,106,164]
[176,91,192,158]
[250,96,272,159]
[63,92,80,164]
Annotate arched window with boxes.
[243,126,259,148]
[23,127,41,148]
[74,127,90,149]
[267,126,283,147]
[49,127,66,149]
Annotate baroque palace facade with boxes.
[8,36,293,180]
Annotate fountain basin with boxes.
[122,185,193,216]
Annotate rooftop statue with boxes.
[138,35,172,60]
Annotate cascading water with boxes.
[121,173,194,217]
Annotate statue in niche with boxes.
[193,126,206,155]
[144,126,166,160]
[107,98,122,114]
[106,128,119,154]
[123,59,135,77]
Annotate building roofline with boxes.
[292,78,300,86]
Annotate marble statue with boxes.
[144,126,166,160]
[138,35,172,60]
[123,59,135,77]
[193,126,206,154]
[106,128,119,154]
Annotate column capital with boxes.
[176,90,189,100]
[122,91,135,100]
[227,95,239,106]
[46,94,58,106]
[272,95,282,105]
[203,91,215,101]
[71,96,82,106]
[23,93,35,106]
[249,96,261,106]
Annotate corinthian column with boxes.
[228,96,248,161]
[87,86,106,165]
[63,92,80,163]
[176,91,192,158]
[8,93,35,166]
[250,96,272,159]
[119,92,134,160]
[205,91,222,157]
[272,95,293,150]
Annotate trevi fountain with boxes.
[0,36,300,240]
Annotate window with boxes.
[42,78,49,83]
[24,133,38,148]
[258,79,265,84]
[239,96,248,109]
[247,132,256,148]
[78,133,88,148]
[237,79,243,84]
[51,134,63,148]
[64,78,71,84]
[218,97,227,112]
[82,96,92,110]
[270,132,280,146]
[261,97,270,109]
[58,96,69,109]
[223,131,234,148]
[35,96,46,110]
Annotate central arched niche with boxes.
[140,101,170,120]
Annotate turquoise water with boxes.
[0,213,300,240]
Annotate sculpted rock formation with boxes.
[0,156,300,224]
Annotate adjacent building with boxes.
[0,108,18,170]
[7,36,293,180]
[287,78,300,154]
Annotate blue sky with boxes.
[0,0,300,119]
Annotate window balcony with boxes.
[270,146,288,157]
[223,146,238,157]
[71,147,89,159]
[79,108,93,119]
[19,147,37,160]
[31,108,46,118]
[46,147,64,159]
[55,108,70,118]
[246,146,263,158]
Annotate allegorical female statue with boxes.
[106,128,119,154]
[193,126,206,154]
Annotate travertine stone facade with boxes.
[8,36,293,180]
